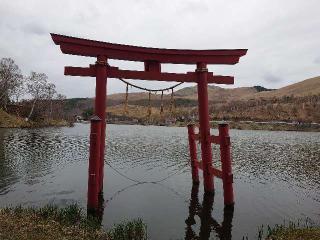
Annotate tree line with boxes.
[0,57,66,121]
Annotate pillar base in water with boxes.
[192,180,200,185]
[87,194,105,223]
[203,190,215,196]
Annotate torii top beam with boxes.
[51,33,247,85]
[51,33,247,65]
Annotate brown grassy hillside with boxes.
[67,76,320,123]
[107,76,319,103]
[174,85,258,101]
[250,76,320,99]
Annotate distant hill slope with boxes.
[68,76,319,106]
[250,76,320,99]
[65,76,320,123]
[174,85,260,102]
[107,85,269,104]
[170,76,319,102]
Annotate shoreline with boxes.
[104,120,320,132]
[0,109,71,128]
[1,114,319,132]
[2,120,319,132]
[0,119,72,129]
[212,121,320,132]
[0,205,319,239]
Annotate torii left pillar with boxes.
[95,55,107,193]
[88,55,107,211]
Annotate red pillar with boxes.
[196,62,214,194]
[187,124,199,184]
[219,123,234,206]
[95,55,107,193]
[88,116,101,210]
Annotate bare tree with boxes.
[0,58,23,109]
[45,83,56,119]
[56,93,66,100]
[55,93,66,119]
[26,72,48,120]
[11,82,25,103]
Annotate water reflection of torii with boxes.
[93,180,233,238]
[185,184,233,240]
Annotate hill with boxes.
[169,85,261,101]
[106,85,269,106]
[250,76,320,99]
[65,76,320,124]
[173,76,320,101]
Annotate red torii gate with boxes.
[51,33,247,212]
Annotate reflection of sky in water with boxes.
[0,124,319,239]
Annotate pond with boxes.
[0,124,319,239]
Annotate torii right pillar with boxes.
[196,62,214,194]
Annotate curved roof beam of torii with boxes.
[51,33,247,65]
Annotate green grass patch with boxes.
[108,218,147,240]
[243,219,320,240]
[0,204,147,240]
[265,219,320,240]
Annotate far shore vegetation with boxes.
[0,109,70,128]
[1,105,319,132]
[0,57,71,128]
[1,57,319,131]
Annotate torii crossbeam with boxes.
[51,33,247,212]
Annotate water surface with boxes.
[0,124,319,239]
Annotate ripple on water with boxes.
[0,124,319,239]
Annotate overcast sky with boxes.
[0,0,319,98]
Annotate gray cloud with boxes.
[314,56,320,64]
[263,73,283,83]
[0,0,319,98]
[22,22,46,36]
[177,0,209,14]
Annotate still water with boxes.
[0,124,319,239]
